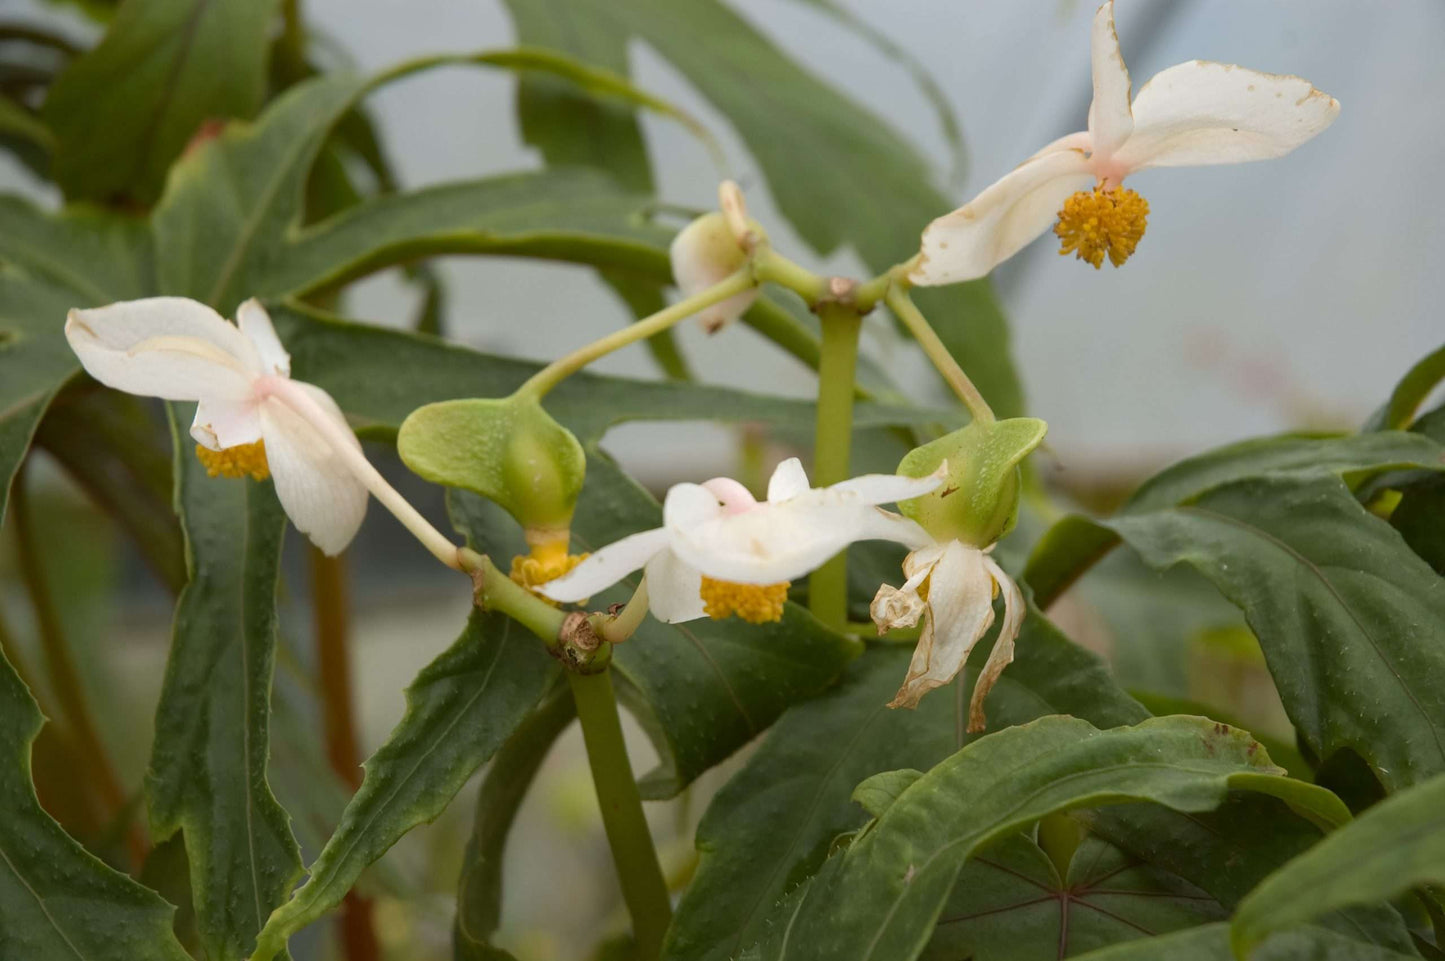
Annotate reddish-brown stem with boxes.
[308,547,380,961]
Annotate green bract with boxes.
[397,394,586,535]
[895,417,1047,546]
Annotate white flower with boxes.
[541,457,943,624]
[65,297,367,555]
[669,181,760,333]
[911,0,1339,283]
[872,540,1024,731]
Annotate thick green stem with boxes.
[885,286,995,424]
[568,668,672,959]
[517,267,756,400]
[808,303,864,629]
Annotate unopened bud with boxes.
[397,394,586,537]
[895,418,1047,547]
[670,182,766,333]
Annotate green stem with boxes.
[11,469,129,825]
[470,556,566,643]
[808,303,864,629]
[752,247,828,303]
[568,668,672,959]
[517,267,756,400]
[884,286,995,423]
[592,578,650,645]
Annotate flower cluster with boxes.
[60,1,1339,726]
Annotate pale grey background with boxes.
[7,0,1442,476]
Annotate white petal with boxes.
[237,299,291,377]
[66,297,254,358]
[888,542,996,710]
[967,558,1025,732]
[910,148,1095,285]
[765,457,810,503]
[663,482,726,531]
[190,398,262,450]
[643,549,706,623]
[66,301,256,402]
[669,213,759,332]
[829,465,945,507]
[1114,61,1340,171]
[669,489,931,585]
[540,527,670,603]
[1087,0,1133,161]
[259,391,367,555]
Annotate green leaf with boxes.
[35,382,185,593]
[151,71,368,312]
[0,200,152,521]
[1023,430,1445,608]
[250,609,558,961]
[502,0,1023,415]
[454,684,576,961]
[1124,432,1445,516]
[745,714,1347,961]
[1068,923,1418,961]
[923,832,1225,960]
[0,94,54,153]
[1086,795,1414,952]
[1364,343,1445,432]
[268,301,950,447]
[42,0,282,204]
[1108,476,1445,794]
[664,612,1148,961]
[1233,773,1445,957]
[146,404,302,961]
[0,645,191,960]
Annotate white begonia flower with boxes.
[669,181,760,333]
[911,0,1339,284]
[541,457,944,625]
[65,297,368,555]
[872,540,1024,731]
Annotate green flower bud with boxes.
[398,394,586,540]
[895,417,1047,547]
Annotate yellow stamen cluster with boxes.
[195,441,269,480]
[510,549,589,601]
[699,576,789,624]
[1054,186,1149,269]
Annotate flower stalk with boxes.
[884,286,995,424]
[516,267,757,400]
[264,377,464,570]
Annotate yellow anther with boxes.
[510,548,589,602]
[698,576,789,624]
[1054,185,1149,269]
[195,441,269,480]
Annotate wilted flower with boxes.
[911,0,1339,283]
[669,180,761,332]
[66,297,367,555]
[542,458,942,624]
[873,540,1024,731]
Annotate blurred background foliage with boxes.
[0,1,1439,959]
